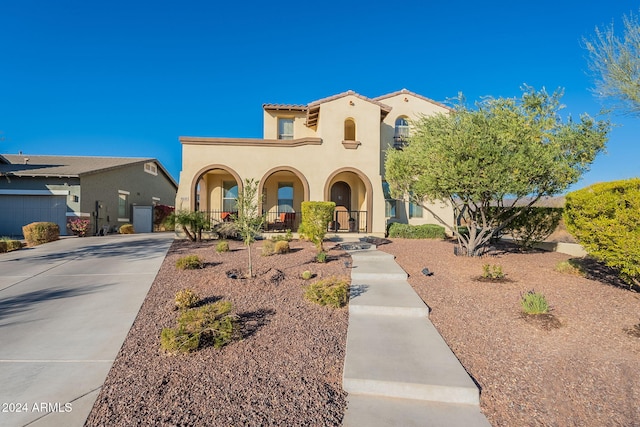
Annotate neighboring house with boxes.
[0,154,178,237]
[175,89,455,235]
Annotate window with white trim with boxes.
[277,182,294,213]
[144,162,158,175]
[118,190,130,220]
[222,181,238,212]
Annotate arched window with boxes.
[344,118,356,141]
[394,117,409,143]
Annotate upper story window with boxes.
[278,118,294,140]
[344,118,356,141]
[144,162,158,175]
[394,116,410,147]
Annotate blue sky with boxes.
[1,0,638,191]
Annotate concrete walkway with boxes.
[341,241,491,426]
[0,233,174,427]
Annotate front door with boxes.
[330,181,351,230]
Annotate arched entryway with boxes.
[324,168,373,233]
[191,165,242,224]
[259,166,309,232]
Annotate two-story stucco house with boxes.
[175,89,455,236]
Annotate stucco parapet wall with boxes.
[179,137,322,147]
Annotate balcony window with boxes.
[278,118,294,140]
[394,116,409,147]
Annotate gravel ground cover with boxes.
[379,238,640,427]
[86,238,350,426]
[87,237,640,427]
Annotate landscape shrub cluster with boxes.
[298,201,335,251]
[564,178,640,287]
[119,223,135,234]
[22,222,59,246]
[0,237,22,253]
[176,255,204,270]
[304,276,349,308]
[161,297,236,354]
[387,223,446,239]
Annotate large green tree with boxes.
[584,9,640,116]
[385,87,609,256]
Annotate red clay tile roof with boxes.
[374,88,452,111]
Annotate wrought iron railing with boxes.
[328,210,367,233]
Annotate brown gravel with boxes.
[379,239,640,427]
[85,239,350,427]
[86,237,640,427]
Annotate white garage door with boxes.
[0,195,68,238]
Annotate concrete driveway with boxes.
[0,233,174,427]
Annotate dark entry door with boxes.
[330,181,351,230]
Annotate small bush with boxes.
[388,223,446,239]
[216,240,230,253]
[160,300,235,354]
[213,221,239,240]
[299,201,335,251]
[506,207,563,250]
[67,218,91,237]
[304,277,349,308]
[554,259,586,276]
[176,255,203,270]
[119,223,135,234]
[22,222,59,246]
[316,251,328,263]
[274,240,290,254]
[301,270,313,280]
[271,230,294,242]
[482,264,505,280]
[262,240,275,256]
[520,290,549,315]
[0,237,22,253]
[175,289,200,310]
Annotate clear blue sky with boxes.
[1,0,638,191]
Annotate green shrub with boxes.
[176,255,203,270]
[301,270,313,280]
[213,221,239,240]
[520,290,550,315]
[504,207,563,250]
[0,237,20,253]
[564,178,640,287]
[271,229,293,242]
[388,223,446,239]
[298,201,335,252]
[175,289,200,310]
[304,277,349,308]
[119,223,135,234]
[482,264,505,280]
[160,300,236,354]
[22,222,60,246]
[216,240,230,253]
[262,240,275,256]
[316,251,328,263]
[554,259,586,276]
[274,240,290,254]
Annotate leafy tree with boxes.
[385,87,609,256]
[584,9,640,116]
[171,210,210,242]
[298,201,335,252]
[564,178,640,288]
[234,178,265,278]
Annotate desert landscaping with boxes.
[86,236,640,426]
